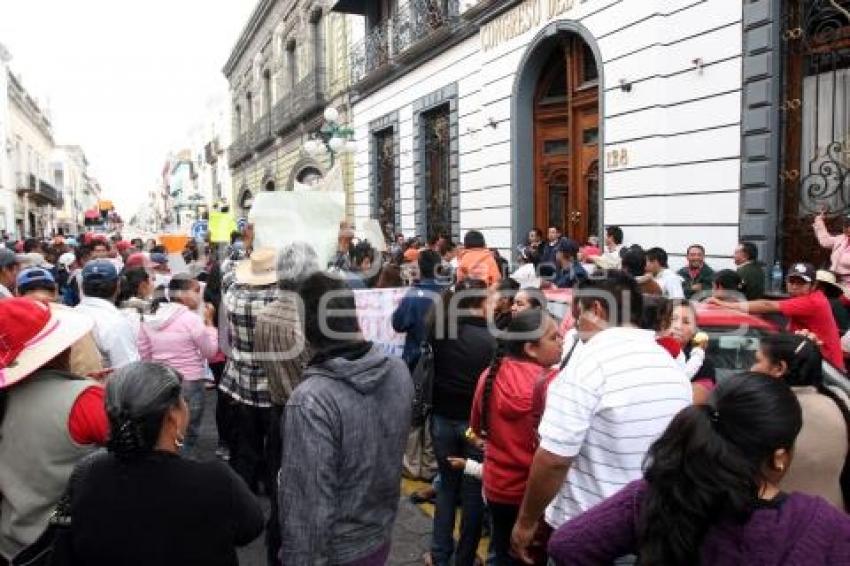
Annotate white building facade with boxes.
[337,0,850,270]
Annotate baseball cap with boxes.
[124,252,153,270]
[0,247,20,268]
[150,252,168,266]
[555,238,580,256]
[16,267,56,289]
[81,260,119,282]
[58,252,76,268]
[787,262,815,283]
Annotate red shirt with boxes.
[470,358,557,505]
[68,386,109,445]
[778,290,846,371]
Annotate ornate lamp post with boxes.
[303,107,356,167]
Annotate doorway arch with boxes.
[511,21,604,251]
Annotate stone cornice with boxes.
[223,0,277,77]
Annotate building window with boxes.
[263,70,272,117]
[235,105,242,137]
[779,0,850,265]
[374,128,396,241]
[286,41,297,91]
[296,167,323,188]
[422,104,452,240]
[245,93,254,126]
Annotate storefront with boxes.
[335,0,849,270]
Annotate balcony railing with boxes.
[228,137,250,168]
[38,179,62,207]
[272,98,293,134]
[250,114,273,151]
[291,72,325,121]
[350,21,391,85]
[15,173,62,206]
[393,0,458,57]
[350,0,457,85]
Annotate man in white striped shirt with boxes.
[511,271,691,562]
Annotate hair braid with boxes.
[480,345,507,439]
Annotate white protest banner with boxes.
[249,190,346,269]
[353,288,406,358]
[358,218,387,252]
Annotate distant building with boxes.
[223,0,357,219]
[5,68,60,238]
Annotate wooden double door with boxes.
[533,38,600,243]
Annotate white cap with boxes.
[58,252,75,267]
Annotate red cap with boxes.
[116,240,132,252]
[124,252,152,270]
[0,298,51,370]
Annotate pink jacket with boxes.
[138,303,218,380]
[814,216,850,282]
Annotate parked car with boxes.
[543,290,849,394]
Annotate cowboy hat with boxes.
[815,270,850,299]
[235,247,278,286]
[0,298,94,388]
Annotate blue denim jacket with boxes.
[392,279,444,369]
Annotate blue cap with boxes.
[82,260,119,282]
[556,238,580,256]
[16,267,56,288]
[150,252,168,265]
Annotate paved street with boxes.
[195,390,432,565]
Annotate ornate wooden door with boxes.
[533,38,600,242]
[779,0,850,267]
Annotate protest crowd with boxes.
[1,213,850,565]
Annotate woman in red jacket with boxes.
[470,308,563,565]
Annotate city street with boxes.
[193,391,432,566]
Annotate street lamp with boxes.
[303,106,355,167]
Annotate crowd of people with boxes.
[0,213,849,565]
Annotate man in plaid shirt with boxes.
[220,247,282,494]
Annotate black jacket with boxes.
[67,451,263,566]
[431,317,497,420]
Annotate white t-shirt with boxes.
[655,269,685,298]
[539,326,691,528]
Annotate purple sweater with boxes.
[549,480,850,565]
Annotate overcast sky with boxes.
[0,0,257,216]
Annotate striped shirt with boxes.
[254,294,312,406]
[539,326,691,529]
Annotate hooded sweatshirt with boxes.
[457,247,502,287]
[138,302,218,380]
[470,358,557,504]
[279,343,413,566]
[549,479,850,565]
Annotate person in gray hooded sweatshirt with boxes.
[279,271,413,565]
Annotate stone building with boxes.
[335,0,850,270]
[5,69,60,238]
[224,0,356,220]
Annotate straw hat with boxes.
[815,269,850,299]
[0,298,94,388]
[235,247,278,286]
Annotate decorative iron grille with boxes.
[423,106,452,240]
[393,0,457,56]
[783,0,850,215]
[779,0,850,264]
[350,21,390,84]
[375,130,397,242]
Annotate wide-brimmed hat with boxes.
[235,247,278,286]
[816,270,850,299]
[592,255,621,270]
[0,298,94,388]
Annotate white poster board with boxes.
[248,190,346,269]
[353,288,406,358]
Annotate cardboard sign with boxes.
[353,288,407,358]
[209,212,237,243]
[249,190,346,269]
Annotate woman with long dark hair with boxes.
[429,278,497,566]
[63,362,263,565]
[470,308,562,564]
[548,374,850,564]
[752,333,850,510]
